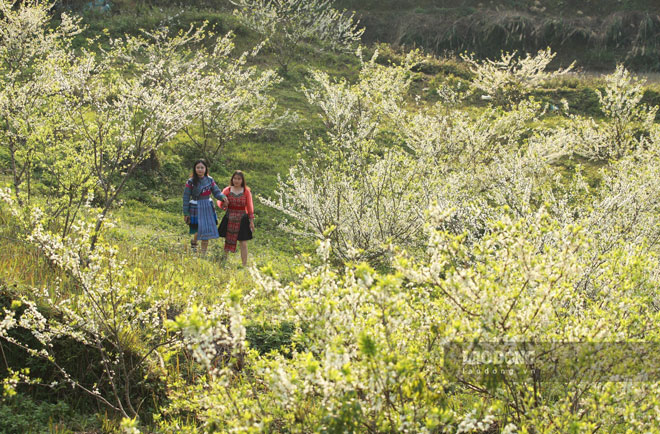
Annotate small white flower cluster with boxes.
[171,301,246,379]
[1,367,41,398]
[120,417,142,434]
[456,411,496,433]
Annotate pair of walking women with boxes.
[182,160,255,265]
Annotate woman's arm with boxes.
[217,187,230,209]
[245,188,255,220]
[210,178,227,202]
[182,180,192,216]
[246,188,255,232]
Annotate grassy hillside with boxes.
[335,0,660,71]
[337,0,660,14]
[57,0,660,71]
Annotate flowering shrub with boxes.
[150,204,660,432]
[461,48,575,107]
[0,0,84,207]
[230,0,364,72]
[261,51,436,262]
[180,36,292,165]
[0,199,181,418]
[58,25,282,249]
[571,65,658,160]
[263,51,563,262]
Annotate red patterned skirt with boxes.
[220,193,252,252]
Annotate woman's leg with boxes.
[200,239,209,255]
[239,241,248,266]
[191,233,198,251]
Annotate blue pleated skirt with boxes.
[196,199,219,240]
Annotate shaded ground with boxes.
[336,0,660,71]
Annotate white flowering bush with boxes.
[150,203,660,432]
[0,0,84,205]
[262,45,660,269]
[0,197,193,418]
[180,36,293,165]
[261,51,437,262]
[570,65,658,160]
[1,183,254,425]
[263,52,566,262]
[461,48,574,107]
[230,0,364,72]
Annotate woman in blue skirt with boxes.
[183,159,228,255]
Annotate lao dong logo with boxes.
[462,347,534,366]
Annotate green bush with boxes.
[246,321,296,355]
[0,394,72,434]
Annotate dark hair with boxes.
[230,170,246,188]
[191,159,208,186]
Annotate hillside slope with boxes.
[58,0,660,70]
[336,0,660,71]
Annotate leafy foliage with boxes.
[0,393,73,434]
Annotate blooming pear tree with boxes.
[181,37,292,165]
[0,0,84,205]
[230,0,364,72]
[399,98,555,220]
[0,196,183,418]
[263,47,659,267]
[261,51,439,262]
[55,26,212,248]
[1,0,285,247]
[567,139,660,296]
[55,25,282,249]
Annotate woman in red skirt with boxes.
[217,170,255,266]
